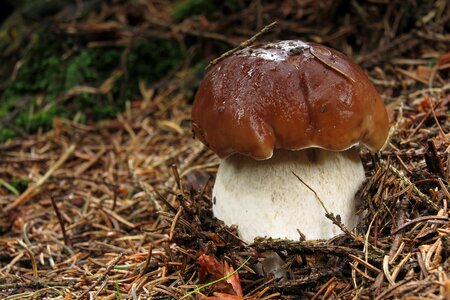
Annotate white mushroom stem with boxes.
[212,148,366,242]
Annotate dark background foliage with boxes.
[0,0,448,142]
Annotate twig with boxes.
[364,212,378,270]
[50,196,71,247]
[391,215,449,235]
[169,207,183,241]
[292,171,359,240]
[138,244,153,279]
[253,238,383,262]
[207,21,277,69]
[17,240,38,280]
[391,252,412,282]
[291,171,329,215]
[374,278,414,300]
[273,265,344,289]
[75,253,124,300]
[348,254,381,273]
[350,262,376,282]
[311,277,336,300]
[92,275,110,299]
[171,164,182,190]
[309,47,355,83]
[416,251,429,278]
[383,255,396,285]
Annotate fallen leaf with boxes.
[203,292,243,300]
[198,253,225,280]
[198,254,244,297]
[223,261,243,297]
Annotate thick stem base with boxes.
[212,149,365,241]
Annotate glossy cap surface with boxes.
[192,40,390,160]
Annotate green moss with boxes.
[65,50,99,90]
[0,128,15,142]
[5,42,63,96]
[127,37,185,84]
[172,0,219,21]
[15,102,58,132]
[64,47,122,120]
[172,0,242,21]
[10,177,29,193]
[0,30,185,142]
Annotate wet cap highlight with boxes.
[192,40,390,160]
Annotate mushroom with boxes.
[191,40,390,241]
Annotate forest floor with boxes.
[0,1,449,299]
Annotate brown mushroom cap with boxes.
[192,40,390,160]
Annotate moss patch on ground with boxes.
[172,0,242,21]
[0,30,185,142]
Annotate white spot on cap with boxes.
[238,40,312,61]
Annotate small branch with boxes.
[137,244,153,280]
[382,255,396,285]
[50,196,71,248]
[291,171,329,214]
[309,47,355,83]
[273,265,344,289]
[292,171,360,240]
[253,238,383,262]
[207,21,277,69]
[75,253,124,300]
[17,239,38,280]
[92,275,110,299]
[374,278,414,300]
[169,207,183,241]
[170,164,182,190]
[324,212,358,240]
[390,215,449,235]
